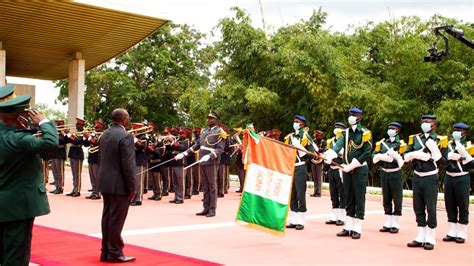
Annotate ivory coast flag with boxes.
[236,130,296,235]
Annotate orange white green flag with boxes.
[236,130,296,235]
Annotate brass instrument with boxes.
[128,126,154,136]
[160,135,177,146]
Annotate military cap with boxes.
[207,110,220,120]
[95,120,107,130]
[193,127,202,133]
[453,123,468,130]
[132,123,144,130]
[335,122,345,128]
[55,120,65,126]
[171,126,179,133]
[76,118,86,125]
[293,115,306,123]
[349,108,363,114]
[179,127,191,134]
[389,122,402,128]
[421,115,437,120]
[0,84,31,113]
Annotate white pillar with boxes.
[67,52,85,125]
[0,42,6,86]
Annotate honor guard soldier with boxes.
[218,125,231,197]
[161,127,173,196]
[373,122,406,234]
[147,132,165,201]
[50,120,67,194]
[175,111,226,217]
[285,115,315,230]
[310,129,325,197]
[190,127,202,195]
[169,128,191,204]
[184,128,195,199]
[65,118,86,197]
[443,123,474,244]
[84,120,107,200]
[404,115,448,250]
[324,122,346,226]
[324,108,372,239]
[130,123,147,206]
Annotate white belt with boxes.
[381,167,401,173]
[446,171,469,177]
[414,169,438,177]
[200,146,215,152]
[295,162,306,166]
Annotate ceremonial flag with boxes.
[237,130,296,236]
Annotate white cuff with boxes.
[39,119,50,126]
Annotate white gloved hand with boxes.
[386,148,398,158]
[447,152,461,161]
[454,144,473,164]
[373,153,382,164]
[455,142,465,153]
[425,139,442,161]
[174,152,185,160]
[323,149,338,164]
[200,154,211,162]
[378,153,394,163]
[342,158,362,173]
[404,152,414,162]
[412,150,431,161]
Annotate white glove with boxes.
[404,152,415,162]
[455,142,465,153]
[373,153,382,164]
[200,154,211,162]
[342,158,362,173]
[425,139,442,161]
[323,149,338,164]
[390,152,404,168]
[292,142,306,157]
[174,152,185,160]
[134,137,138,143]
[454,145,473,164]
[412,150,431,161]
[378,153,394,163]
[447,152,461,161]
[386,148,398,158]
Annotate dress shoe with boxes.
[175,200,184,204]
[337,229,352,237]
[192,191,199,195]
[379,226,391,232]
[53,190,63,194]
[390,227,399,234]
[88,189,93,192]
[71,192,80,197]
[407,240,424,248]
[218,194,224,198]
[295,224,304,230]
[66,192,74,196]
[351,232,361,239]
[206,210,216,217]
[148,195,157,200]
[162,192,169,196]
[286,224,297,229]
[423,243,434,250]
[455,237,465,244]
[107,256,136,263]
[184,195,191,199]
[90,194,101,200]
[86,194,96,199]
[310,194,321,197]
[130,201,142,206]
[196,210,209,216]
[169,200,177,203]
[325,220,337,225]
[336,220,345,226]
[443,235,456,242]
[155,196,162,201]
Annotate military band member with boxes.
[130,124,148,206]
[285,115,315,230]
[324,108,372,239]
[161,127,173,196]
[218,125,231,197]
[404,115,447,250]
[65,118,86,197]
[175,111,226,217]
[84,120,107,200]
[324,122,346,226]
[190,127,202,195]
[40,151,51,184]
[49,119,67,194]
[443,123,473,244]
[272,129,282,141]
[169,128,191,204]
[373,122,405,234]
[310,129,325,197]
[147,132,165,201]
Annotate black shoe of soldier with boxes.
[206,210,216,217]
[184,195,191,199]
[148,195,157,200]
[162,192,169,196]
[286,224,297,229]
[196,209,209,216]
[192,191,199,195]
[407,241,424,248]
[455,237,465,244]
[423,243,434,250]
[351,232,361,239]
[326,220,337,225]
[443,235,456,242]
[379,226,391,232]
[175,200,184,204]
[337,229,352,237]
[130,201,142,206]
[390,227,399,234]
[336,220,345,226]
[66,192,74,196]
[71,192,80,197]
[295,224,304,230]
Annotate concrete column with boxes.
[67,52,85,125]
[0,42,5,87]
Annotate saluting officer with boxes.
[443,123,473,244]
[324,108,372,239]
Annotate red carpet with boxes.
[31,225,221,265]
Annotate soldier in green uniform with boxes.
[324,108,372,239]
[443,123,473,244]
[0,84,58,265]
[404,115,447,250]
[373,122,405,234]
[284,115,315,230]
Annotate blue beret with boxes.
[389,122,401,128]
[335,122,345,128]
[453,123,468,130]
[293,115,306,123]
[421,115,437,120]
[349,108,362,114]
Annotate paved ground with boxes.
[36,168,474,265]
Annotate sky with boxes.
[6,0,473,113]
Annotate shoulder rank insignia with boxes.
[375,138,385,153]
[437,135,448,149]
[408,134,418,145]
[362,129,371,143]
[326,137,335,150]
[466,141,474,156]
[399,140,407,154]
[284,133,293,144]
[219,128,228,139]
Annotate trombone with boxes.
[128,126,154,136]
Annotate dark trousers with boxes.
[412,174,438,228]
[380,170,403,216]
[343,165,368,219]
[185,167,193,197]
[328,168,345,209]
[70,158,83,193]
[0,218,34,266]
[101,193,130,260]
[217,164,229,195]
[171,166,185,201]
[201,164,218,211]
[51,158,65,191]
[89,163,100,195]
[41,159,49,184]
[311,163,322,195]
[162,167,171,194]
[149,171,162,197]
[237,166,246,191]
[192,164,200,193]
[290,165,307,212]
[132,166,144,203]
[444,174,470,224]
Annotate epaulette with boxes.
[335,129,343,139]
[362,128,371,143]
[399,140,407,154]
[437,135,448,149]
[326,137,335,150]
[466,141,474,156]
[375,138,385,153]
[219,128,228,139]
[408,134,419,145]
[284,133,293,145]
[301,131,311,147]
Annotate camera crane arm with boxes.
[425,25,473,62]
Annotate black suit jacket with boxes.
[98,124,136,196]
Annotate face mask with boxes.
[387,129,397,137]
[421,122,432,133]
[348,116,358,125]
[293,122,300,131]
[452,131,462,140]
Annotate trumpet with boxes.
[159,135,177,146]
[128,126,154,136]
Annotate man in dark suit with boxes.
[0,84,58,266]
[98,108,136,263]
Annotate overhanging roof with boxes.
[0,2,169,80]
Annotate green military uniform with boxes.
[0,84,59,265]
[443,123,474,244]
[405,115,447,250]
[325,108,372,239]
[372,122,405,234]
